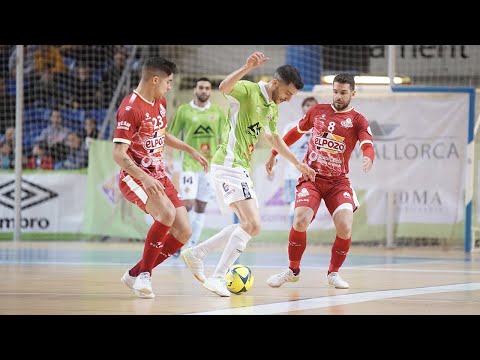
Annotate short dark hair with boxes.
[333,73,355,91]
[142,57,178,77]
[195,77,212,86]
[274,65,304,90]
[301,96,318,107]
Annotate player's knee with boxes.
[242,220,261,237]
[337,227,352,239]
[293,215,310,232]
[151,207,176,226]
[336,222,352,238]
[177,227,192,243]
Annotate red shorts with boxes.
[119,172,184,213]
[294,176,359,220]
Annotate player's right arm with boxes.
[264,132,315,181]
[112,143,165,196]
[266,105,315,175]
[219,52,269,95]
[265,124,305,175]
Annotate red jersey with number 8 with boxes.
[298,104,373,179]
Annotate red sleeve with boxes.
[271,125,303,156]
[298,105,315,132]
[357,114,373,145]
[361,143,375,162]
[113,104,140,144]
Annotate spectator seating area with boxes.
[22,107,109,155]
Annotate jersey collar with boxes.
[330,104,354,113]
[189,100,211,111]
[133,90,155,106]
[258,81,274,105]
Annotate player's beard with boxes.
[272,87,284,104]
[333,98,351,111]
[196,93,210,103]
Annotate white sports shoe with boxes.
[181,248,206,283]
[121,270,155,299]
[121,270,136,290]
[266,268,300,288]
[203,276,231,297]
[326,272,349,289]
[133,271,154,294]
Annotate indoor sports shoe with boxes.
[133,289,155,299]
[133,272,154,294]
[326,272,350,289]
[181,248,207,283]
[266,268,300,288]
[203,276,231,297]
[121,270,155,299]
[121,270,136,290]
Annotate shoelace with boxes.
[278,269,292,280]
[139,273,150,281]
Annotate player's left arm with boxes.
[165,132,208,172]
[357,115,375,173]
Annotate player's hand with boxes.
[246,52,269,70]
[141,176,165,197]
[363,156,373,173]
[265,153,277,176]
[192,151,209,172]
[296,162,316,182]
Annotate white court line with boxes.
[351,267,480,274]
[188,282,480,315]
[2,261,480,275]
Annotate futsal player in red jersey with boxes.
[112,57,208,299]
[265,73,375,289]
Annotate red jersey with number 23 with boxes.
[113,90,168,180]
[298,103,373,179]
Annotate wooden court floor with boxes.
[0,241,479,315]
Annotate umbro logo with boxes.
[0,178,58,210]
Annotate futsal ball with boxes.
[226,264,254,294]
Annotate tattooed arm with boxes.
[112,142,165,196]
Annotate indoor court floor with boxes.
[0,241,479,315]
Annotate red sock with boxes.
[288,228,306,275]
[328,235,351,273]
[130,221,170,276]
[153,234,184,268]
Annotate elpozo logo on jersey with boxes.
[0,178,58,230]
[314,133,346,153]
[143,135,165,151]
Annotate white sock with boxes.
[211,226,251,279]
[188,209,197,224]
[193,224,238,259]
[189,212,205,247]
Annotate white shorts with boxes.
[179,170,213,203]
[211,164,258,214]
